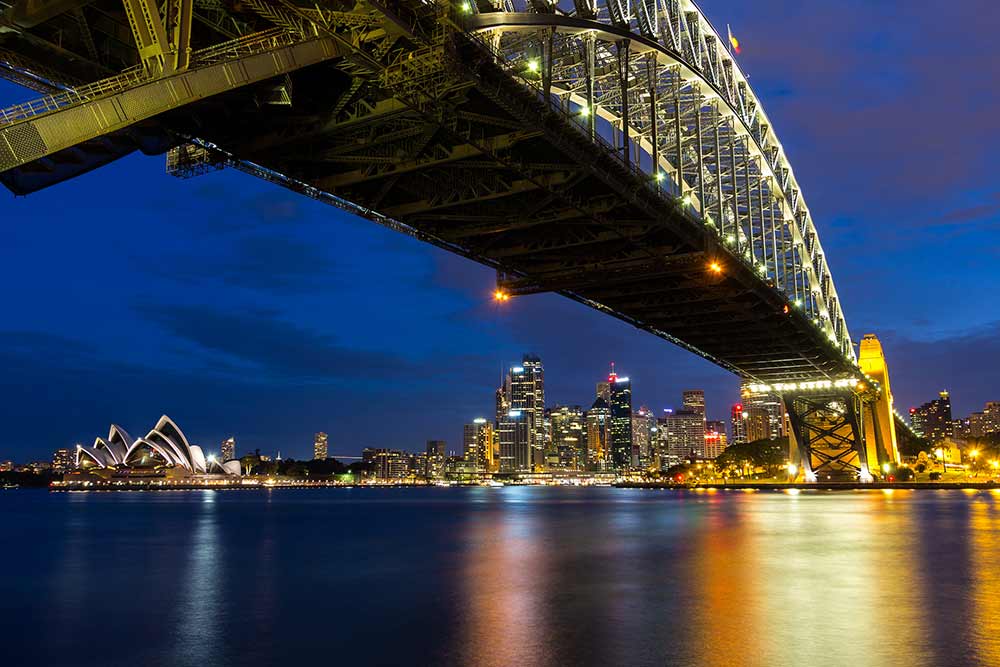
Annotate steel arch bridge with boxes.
[0,0,908,479]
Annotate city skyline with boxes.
[1,0,998,462]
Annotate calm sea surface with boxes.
[3,487,1000,667]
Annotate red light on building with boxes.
[734,404,743,411]
[909,407,917,414]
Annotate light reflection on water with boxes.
[3,488,1000,666]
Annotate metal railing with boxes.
[0,28,302,129]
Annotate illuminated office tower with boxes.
[463,418,494,471]
[313,432,328,460]
[586,397,611,471]
[498,410,530,473]
[682,390,706,419]
[730,405,748,445]
[549,405,585,470]
[632,407,656,469]
[608,369,633,472]
[221,437,236,462]
[663,407,706,459]
[498,355,545,470]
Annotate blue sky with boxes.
[1,0,998,461]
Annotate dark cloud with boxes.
[134,303,417,383]
[142,234,340,293]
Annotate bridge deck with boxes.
[0,0,861,384]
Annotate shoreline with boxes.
[33,480,1000,492]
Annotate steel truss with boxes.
[467,0,854,362]
[784,389,896,482]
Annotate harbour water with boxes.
[3,487,1000,666]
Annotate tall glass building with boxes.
[608,371,633,472]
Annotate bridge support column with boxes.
[784,389,873,483]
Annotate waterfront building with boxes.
[497,410,530,473]
[549,405,585,470]
[585,397,610,471]
[730,404,748,445]
[0,460,12,472]
[74,416,240,476]
[313,432,328,460]
[911,391,953,443]
[221,437,236,462]
[463,418,494,471]
[362,448,409,480]
[966,402,1000,438]
[608,370,633,472]
[426,440,447,479]
[51,448,73,472]
[408,452,429,477]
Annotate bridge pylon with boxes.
[747,334,900,482]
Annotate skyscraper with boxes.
[497,410,530,473]
[632,407,656,469]
[911,391,953,443]
[498,355,545,470]
[549,405,586,470]
[586,397,611,471]
[683,390,706,418]
[608,369,633,472]
[663,409,706,459]
[463,418,494,472]
[730,404,748,445]
[313,432,328,460]
[221,437,236,462]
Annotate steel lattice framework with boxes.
[467,0,853,363]
[0,0,866,387]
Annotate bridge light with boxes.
[725,234,735,244]
[757,264,767,275]
[655,171,665,182]
[680,194,693,207]
[493,289,510,302]
[882,463,891,474]
[788,463,798,478]
[460,1,472,11]
[526,59,540,73]
[794,299,803,307]
[708,261,723,274]
[579,104,590,117]
[970,449,980,459]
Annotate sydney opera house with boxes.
[75,415,241,477]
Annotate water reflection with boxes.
[174,491,222,667]
[7,488,1000,666]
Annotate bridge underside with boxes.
[0,1,859,384]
